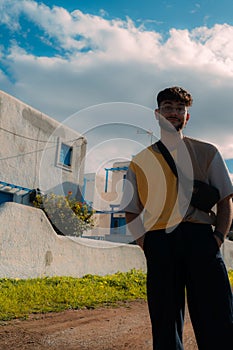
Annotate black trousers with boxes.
[143,222,233,350]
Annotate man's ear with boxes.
[185,113,190,126]
[154,109,160,120]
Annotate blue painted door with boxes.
[111,216,126,234]
[0,191,13,204]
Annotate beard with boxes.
[158,116,185,133]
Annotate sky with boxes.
[1,0,233,178]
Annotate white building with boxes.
[83,161,134,243]
[0,90,86,205]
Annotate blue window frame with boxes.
[60,143,73,167]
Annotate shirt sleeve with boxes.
[208,150,233,200]
[120,166,143,214]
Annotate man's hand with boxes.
[215,196,233,247]
[213,234,223,248]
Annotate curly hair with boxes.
[157,86,193,107]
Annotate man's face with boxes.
[155,100,190,132]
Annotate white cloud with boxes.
[0,0,233,161]
[99,9,109,17]
[190,3,201,14]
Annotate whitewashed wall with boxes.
[0,202,146,279]
[0,90,86,199]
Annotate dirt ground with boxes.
[0,300,197,350]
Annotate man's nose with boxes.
[168,109,180,116]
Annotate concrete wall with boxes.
[0,202,146,279]
[0,90,86,199]
[221,240,233,271]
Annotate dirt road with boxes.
[0,300,197,349]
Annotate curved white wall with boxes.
[0,202,146,279]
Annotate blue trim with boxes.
[0,181,32,193]
[104,166,128,193]
[105,166,128,171]
[105,169,109,192]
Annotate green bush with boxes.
[33,192,95,236]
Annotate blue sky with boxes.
[37,1,233,34]
[0,0,233,176]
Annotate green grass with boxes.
[0,269,232,322]
[0,269,146,321]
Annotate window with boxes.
[59,143,73,167]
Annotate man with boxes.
[121,87,233,349]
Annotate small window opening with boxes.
[60,143,73,167]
